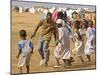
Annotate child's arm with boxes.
[71,37,75,44]
[53,26,58,41]
[16,49,22,58]
[31,20,44,38]
[31,47,33,54]
[31,25,40,38]
[29,41,34,54]
[16,42,22,58]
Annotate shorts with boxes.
[17,53,31,67]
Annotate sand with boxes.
[11,11,96,74]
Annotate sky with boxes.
[12,0,96,11]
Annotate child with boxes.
[16,30,34,73]
[54,19,73,67]
[73,20,84,63]
[92,22,96,51]
[84,20,95,62]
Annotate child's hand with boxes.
[16,55,19,59]
[31,51,33,54]
[55,40,59,46]
[58,40,62,43]
[31,33,35,39]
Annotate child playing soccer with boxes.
[16,30,34,73]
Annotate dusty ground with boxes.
[11,11,96,74]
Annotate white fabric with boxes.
[29,7,36,13]
[18,40,32,67]
[18,53,31,67]
[56,19,63,24]
[18,40,32,56]
[84,27,95,55]
[92,28,96,49]
[73,29,84,56]
[54,27,71,59]
[19,7,23,13]
[43,9,49,14]
[66,23,74,38]
[79,29,83,35]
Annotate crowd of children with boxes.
[16,9,96,73]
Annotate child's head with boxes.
[74,20,80,30]
[56,19,63,28]
[19,30,27,39]
[58,11,63,19]
[46,12,52,20]
[88,20,93,28]
[82,19,88,29]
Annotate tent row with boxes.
[12,6,95,20]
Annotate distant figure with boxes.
[16,30,34,73]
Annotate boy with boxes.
[54,19,74,67]
[16,30,33,73]
[31,12,57,67]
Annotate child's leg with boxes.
[43,40,50,67]
[26,54,31,73]
[70,57,74,62]
[78,56,84,63]
[26,65,30,73]
[63,59,67,65]
[62,59,68,67]
[55,57,60,66]
[38,40,44,60]
[67,59,72,66]
[86,55,91,62]
[67,57,74,66]
[18,67,22,73]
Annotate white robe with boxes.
[84,27,95,55]
[54,27,71,59]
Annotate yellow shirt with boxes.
[35,19,57,41]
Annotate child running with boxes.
[16,30,34,73]
[84,20,95,62]
[72,20,84,63]
[54,19,73,68]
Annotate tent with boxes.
[29,7,36,13]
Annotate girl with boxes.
[73,20,84,63]
[54,19,73,67]
[84,20,95,62]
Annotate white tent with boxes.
[62,8,66,12]
[43,9,49,14]
[19,7,23,13]
[66,9,74,18]
[37,8,43,12]
[49,7,57,14]
[49,8,54,14]
[29,7,36,13]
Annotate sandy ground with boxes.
[11,11,96,74]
